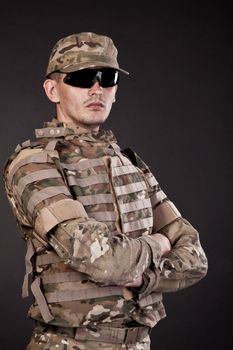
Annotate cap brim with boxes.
[60,62,129,75]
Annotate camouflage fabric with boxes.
[4,118,208,344]
[26,330,150,349]
[46,32,129,76]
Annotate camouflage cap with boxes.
[46,32,129,77]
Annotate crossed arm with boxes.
[4,147,208,296]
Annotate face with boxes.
[44,72,117,131]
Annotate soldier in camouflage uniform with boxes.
[3,32,208,349]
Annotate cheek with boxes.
[57,86,69,105]
[57,84,84,106]
[62,91,82,110]
[105,89,116,105]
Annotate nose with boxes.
[88,81,103,96]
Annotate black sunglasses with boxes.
[63,68,119,88]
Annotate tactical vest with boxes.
[4,124,180,328]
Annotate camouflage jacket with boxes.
[4,119,208,329]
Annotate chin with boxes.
[88,116,108,125]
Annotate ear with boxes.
[43,79,60,103]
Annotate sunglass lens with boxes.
[101,70,119,87]
[63,69,119,88]
[64,70,96,88]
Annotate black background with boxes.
[0,1,232,349]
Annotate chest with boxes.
[59,142,153,237]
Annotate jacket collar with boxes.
[35,117,117,144]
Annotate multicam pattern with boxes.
[46,32,129,76]
[4,118,207,346]
[26,331,150,349]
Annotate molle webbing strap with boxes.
[44,139,59,151]
[36,253,63,266]
[118,198,152,214]
[31,237,44,250]
[153,200,181,231]
[22,238,35,298]
[74,325,150,344]
[151,190,167,207]
[7,151,51,186]
[137,292,162,308]
[61,158,104,171]
[89,211,116,221]
[45,286,126,303]
[78,193,113,206]
[31,277,54,323]
[110,143,121,153]
[109,155,122,169]
[110,143,132,166]
[111,164,138,176]
[114,182,147,196]
[17,169,61,197]
[122,217,153,233]
[109,153,153,233]
[35,199,88,236]
[145,174,159,188]
[27,186,71,216]
[41,271,83,284]
[67,173,109,187]
[15,139,31,153]
[32,232,50,249]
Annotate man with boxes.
[4,32,208,349]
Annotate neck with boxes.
[56,114,100,133]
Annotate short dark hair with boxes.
[47,71,62,81]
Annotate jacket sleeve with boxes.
[4,146,162,285]
[133,217,208,298]
[155,217,208,292]
[128,152,208,297]
[125,152,208,299]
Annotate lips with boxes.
[87,102,104,107]
[85,100,105,108]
